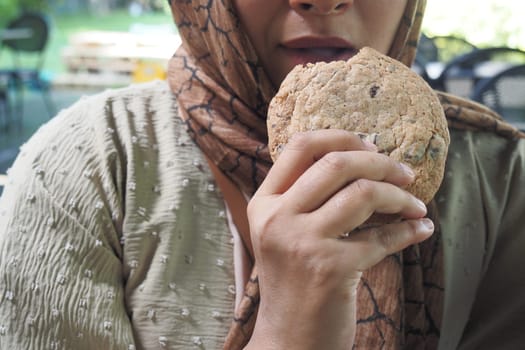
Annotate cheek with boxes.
[233,0,271,42]
[233,0,281,82]
[233,2,273,56]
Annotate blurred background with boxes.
[1,0,525,192]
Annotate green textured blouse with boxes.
[0,81,524,350]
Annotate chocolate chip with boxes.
[370,85,380,98]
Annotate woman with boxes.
[0,0,524,349]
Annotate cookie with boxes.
[267,47,449,205]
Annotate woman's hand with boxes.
[245,129,434,350]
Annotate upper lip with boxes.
[281,36,354,49]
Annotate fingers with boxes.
[284,150,415,213]
[258,129,375,196]
[310,178,427,235]
[338,218,434,271]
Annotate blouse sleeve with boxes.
[0,94,136,350]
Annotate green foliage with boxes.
[0,0,19,22]
[423,0,525,50]
[0,0,55,26]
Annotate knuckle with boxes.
[352,178,376,201]
[247,200,280,240]
[286,132,313,152]
[251,215,280,252]
[370,227,394,250]
[372,153,396,173]
[370,221,420,253]
[319,152,346,173]
[248,199,302,255]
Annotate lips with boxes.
[281,36,358,65]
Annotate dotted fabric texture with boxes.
[0,81,236,349]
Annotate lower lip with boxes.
[282,47,358,66]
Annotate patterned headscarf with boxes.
[167,0,524,349]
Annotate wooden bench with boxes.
[56,30,181,87]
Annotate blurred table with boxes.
[57,30,181,88]
[425,61,515,81]
[424,61,518,98]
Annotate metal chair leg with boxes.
[37,78,56,118]
[10,76,24,130]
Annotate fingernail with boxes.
[400,163,415,177]
[420,218,434,232]
[415,198,427,213]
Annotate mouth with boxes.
[280,36,358,65]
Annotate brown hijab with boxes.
[167,0,524,348]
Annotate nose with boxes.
[289,0,353,15]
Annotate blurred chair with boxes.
[415,34,477,87]
[431,35,478,63]
[0,11,55,127]
[0,174,6,196]
[414,33,438,84]
[0,84,9,130]
[416,33,439,64]
[471,64,525,130]
[433,47,525,98]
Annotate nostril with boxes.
[335,3,348,11]
[294,2,349,14]
[299,3,313,11]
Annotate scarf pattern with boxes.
[167,0,524,348]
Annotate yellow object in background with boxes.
[132,61,167,83]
